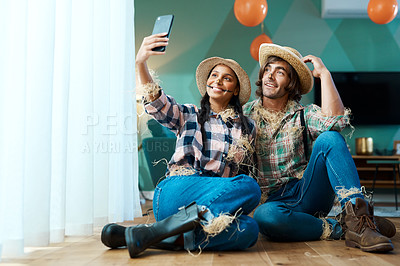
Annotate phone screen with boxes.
[151,15,174,52]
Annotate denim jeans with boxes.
[254,131,363,241]
[153,174,261,250]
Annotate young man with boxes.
[243,43,396,252]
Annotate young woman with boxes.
[101,33,261,258]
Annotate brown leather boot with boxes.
[344,198,393,252]
[337,203,396,239]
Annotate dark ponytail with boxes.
[198,93,211,145]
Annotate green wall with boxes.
[135,0,400,190]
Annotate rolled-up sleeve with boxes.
[305,104,351,140]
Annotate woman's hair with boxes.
[198,93,212,145]
[198,66,250,145]
[255,56,302,102]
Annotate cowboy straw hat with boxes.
[196,57,251,106]
[259,43,314,95]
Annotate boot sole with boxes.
[345,240,394,252]
[375,217,397,238]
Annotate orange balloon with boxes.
[368,0,398,24]
[250,33,272,61]
[234,0,268,27]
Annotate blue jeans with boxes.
[153,174,261,250]
[254,131,363,241]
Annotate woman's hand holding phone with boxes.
[135,15,174,92]
[136,33,169,64]
[136,14,174,64]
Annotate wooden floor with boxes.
[2,201,400,266]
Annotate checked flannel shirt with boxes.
[243,99,351,196]
[145,90,257,178]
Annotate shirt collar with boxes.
[255,98,304,116]
[209,106,239,119]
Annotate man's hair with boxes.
[255,56,302,102]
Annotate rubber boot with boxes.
[125,201,200,258]
[101,223,183,251]
[101,223,126,249]
[344,198,393,252]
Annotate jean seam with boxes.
[154,186,162,221]
[325,155,344,188]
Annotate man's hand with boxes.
[303,55,344,115]
[302,55,330,79]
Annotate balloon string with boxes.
[261,22,264,34]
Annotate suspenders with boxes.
[300,109,308,159]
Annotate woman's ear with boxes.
[233,85,240,96]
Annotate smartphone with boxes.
[151,15,174,52]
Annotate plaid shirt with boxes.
[145,90,257,177]
[243,99,350,196]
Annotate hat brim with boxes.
[259,44,314,95]
[196,57,251,106]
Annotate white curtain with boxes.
[0,0,141,259]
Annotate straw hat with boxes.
[196,57,251,106]
[259,43,314,95]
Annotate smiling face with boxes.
[261,60,291,100]
[206,64,239,106]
